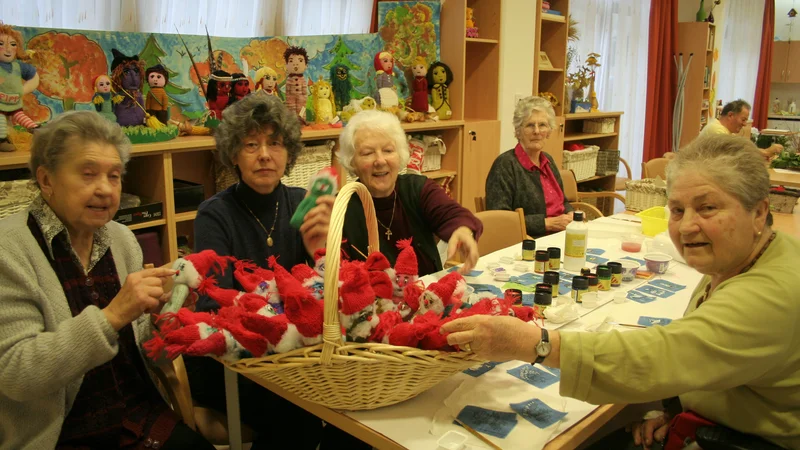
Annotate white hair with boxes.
[337,110,410,175]
[512,96,556,141]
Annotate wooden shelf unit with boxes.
[677,21,715,147]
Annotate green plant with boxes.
[770,150,800,169]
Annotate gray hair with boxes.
[667,134,771,224]
[721,99,751,116]
[29,111,131,186]
[214,91,303,175]
[513,96,557,140]
[337,110,410,175]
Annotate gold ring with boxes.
[463,343,472,352]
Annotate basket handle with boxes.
[320,182,380,364]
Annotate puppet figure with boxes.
[0,24,40,151]
[308,76,340,126]
[283,46,309,123]
[230,72,250,103]
[145,64,169,125]
[341,96,377,122]
[409,57,429,113]
[466,8,479,37]
[290,167,339,228]
[110,49,146,127]
[330,64,352,113]
[207,70,232,119]
[254,67,280,97]
[373,51,399,110]
[92,75,122,123]
[427,61,454,120]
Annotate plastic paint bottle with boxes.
[596,265,612,291]
[572,276,589,303]
[607,262,623,287]
[543,271,560,298]
[587,274,599,292]
[522,239,536,261]
[534,250,550,274]
[563,211,588,272]
[547,247,561,270]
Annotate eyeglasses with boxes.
[524,122,550,132]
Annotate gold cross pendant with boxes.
[384,229,392,240]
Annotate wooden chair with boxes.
[614,157,632,191]
[561,169,626,220]
[474,196,486,213]
[473,208,527,257]
[642,157,669,179]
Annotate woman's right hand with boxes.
[545,214,572,232]
[103,267,176,331]
[627,411,670,449]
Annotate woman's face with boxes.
[263,74,277,90]
[95,76,112,93]
[667,170,768,278]
[233,126,288,195]
[380,55,394,73]
[351,129,401,198]
[432,66,447,84]
[37,141,123,237]
[518,110,551,154]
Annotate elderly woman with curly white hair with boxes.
[485,96,573,237]
[338,110,482,275]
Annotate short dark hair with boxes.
[426,61,454,87]
[283,46,309,64]
[145,64,169,84]
[721,99,751,116]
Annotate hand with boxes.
[627,412,670,449]
[764,143,784,160]
[447,226,479,275]
[441,315,540,361]
[300,194,334,256]
[545,214,572,232]
[103,267,176,331]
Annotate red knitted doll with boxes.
[416,273,458,316]
[393,239,419,301]
[291,263,325,301]
[233,260,280,312]
[270,256,324,347]
[338,261,380,342]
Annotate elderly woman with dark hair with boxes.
[188,91,366,450]
[338,109,482,275]
[444,135,800,449]
[0,111,215,449]
[485,96,573,237]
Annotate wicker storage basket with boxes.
[595,149,620,176]
[626,178,668,212]
[422,137,446,173]
[583,118,616,134]
[769,187,800,214]
[0,179,38,219]
[563,146,599,181]
[221,182,481,410]
[282,140,335,188]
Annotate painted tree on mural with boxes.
[240,37,289,85]
[323,36,365,111]
[22,94,52,123]
[27,31,108,111]
[378,3,437,69]
[139,34,191,106]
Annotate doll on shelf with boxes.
[466,7,479,38]
[427,61,454,120]
[230,72,250,104]
[373,51,399,111]
[92,75,122,123]
[254,67,280,98]
[110,49,146,127]
[206,70,232,119]
[145,64,169,125]
[283,46,309,124]
[0,24,40,152]
[409,57,429,113]
[308,76,341,128]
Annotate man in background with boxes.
[702,99,783,159]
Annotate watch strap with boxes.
[534,328,550,365]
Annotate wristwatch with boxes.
[533,329,551,365]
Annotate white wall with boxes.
[497,0,537,153]
[776,0,800,41]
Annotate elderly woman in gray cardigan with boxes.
[0,112,214,449]
[485,96,573,237]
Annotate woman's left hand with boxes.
[300,194,335,255]
[447,226,479,274]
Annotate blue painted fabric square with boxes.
[587,248,606,255]
[637,285,675,298]
[464,361,501,377]
[507,364,559,389]
[455,405,517,439]
[558,280,572,295]
[649,279,686,292]
[510,398,567,429]
[469,283,503,296]
[637,316,673,327]
[627,290,656,303]
[522,293,535,307]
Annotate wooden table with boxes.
[769,169,800,189]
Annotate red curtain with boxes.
[642,0,678,162]
[752,0,775,130]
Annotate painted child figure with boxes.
[254,67,280,98]
[206,70,232,119]
[92,75,122,123]
[409,57,429,114]
[373,51,399,110]
[145,64,169,125]
[283,46,309,124]
[0,25,40,152]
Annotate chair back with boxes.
[642,157,669,179]
[474,208,527,256]
[474,196,486,212]
[560,169,579,202]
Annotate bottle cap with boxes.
[596,265,611,277]
[522,239,536,251]
[572,275,589,290]
[543,271,560,284]
[607,261,623,274]
[580,268,592,276]
[535,250,550,262]
[573,211,584,222]
[547,247,561,258]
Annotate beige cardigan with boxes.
[0,210,153,449]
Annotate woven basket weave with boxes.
[281,140,335,188]
[221,182,481,410]
[0,179,38,219]
[563,146,599,181]
[626,179,667,212]
[595,149,620,176]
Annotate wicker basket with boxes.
[769,187,800,213]
[626,178,668,212]
[282,140,335,188]
[583,118,615,134]
[221,182,481,410]
[563,146,599,181]
[422,137,446,173]
[596,149,620,176]
[0,179,38,219]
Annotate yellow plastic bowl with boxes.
[636,206,668,236]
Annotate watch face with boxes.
[536,341,552,357]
